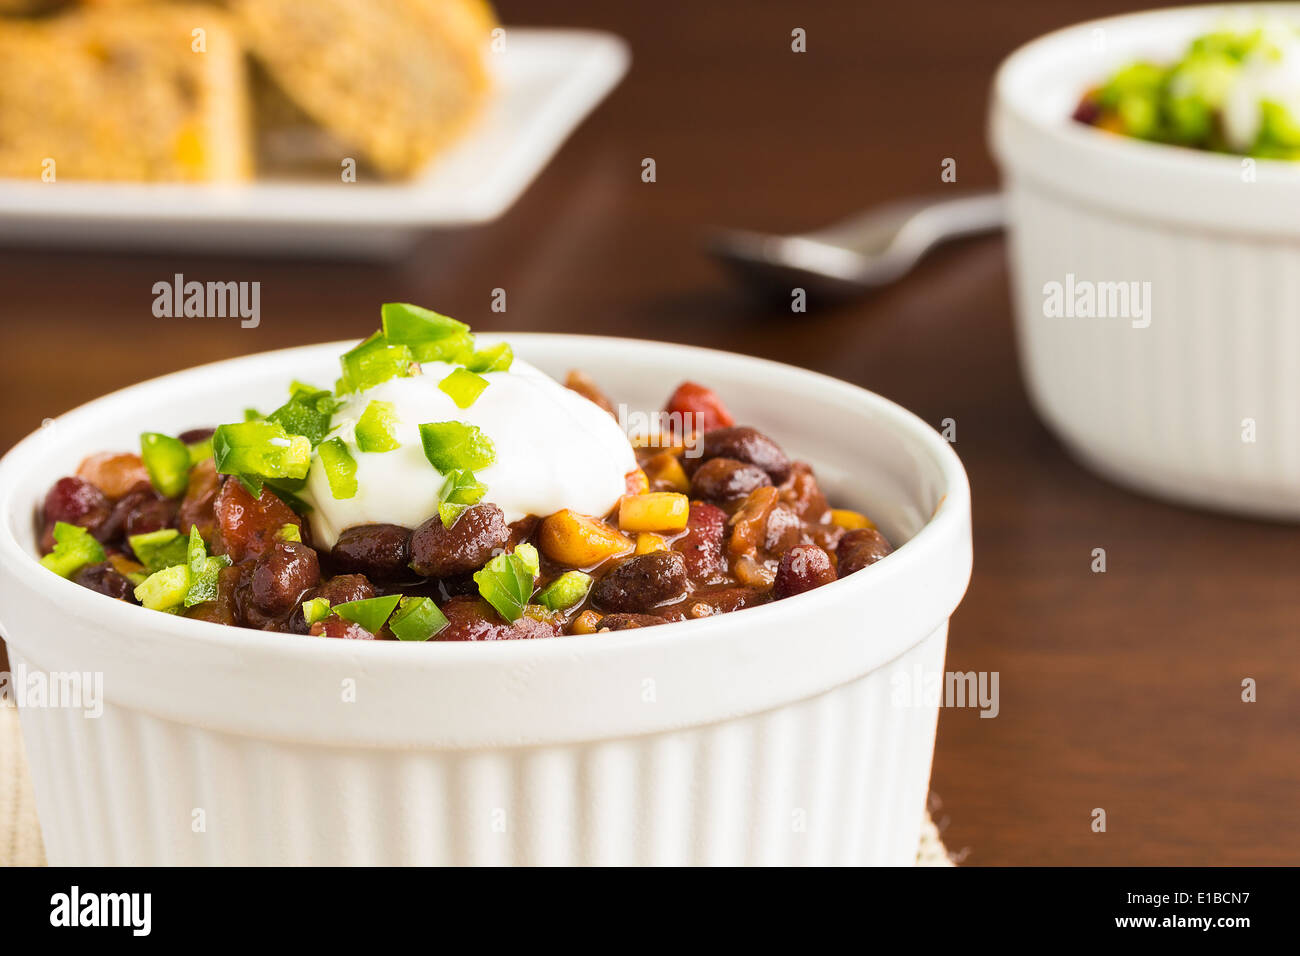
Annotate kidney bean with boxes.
[408,504,509,578]
[674,501,727,585]
[689,457,771,505]
[773,545,837,599]
[690,427,791,483]
[213,479,302,563]
[591,551,688,613]
[330,523,411,580]
[596,613,667,631]
[72,561,135,601]
[311,617,379,640]
[836,528,894,578]
[40,476,111,550]
[437,595,560,641]
[76,452,151,500]
[249,541,321,617]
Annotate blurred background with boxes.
[1,0,1296,865]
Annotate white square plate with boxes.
[0,28,629,258]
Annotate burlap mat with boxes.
[0,703,954,867]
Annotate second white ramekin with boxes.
[0,336,971,865]
[991,4,1300,519]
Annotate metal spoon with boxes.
[710,191,1004,300]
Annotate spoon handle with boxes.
[809,190,1005,256]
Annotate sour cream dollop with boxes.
[304,358,635,548]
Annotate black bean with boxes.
[250,541,321,616]
[692,426,791,483]
[312,573,376,607]
[408,504,509,578]
[72,562,135,602]
[592,551,688,613]
[177,427,216,445]
[689,457,771,503]
[773,545,837,599]
[836,528,893,578]
[330,523,411,580]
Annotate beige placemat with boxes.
[0,703,953,866]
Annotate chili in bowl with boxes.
[0,318,971,865]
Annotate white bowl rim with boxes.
[995,2,1300,174]
[0,334,971,669]
[990,3,1300,235]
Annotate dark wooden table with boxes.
[1,0,1295,865]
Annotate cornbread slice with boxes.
[0,5,251,182]
[230,0,495,178]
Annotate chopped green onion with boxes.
[267,385,340,446]
[317,438,358,499]
[465,342,513,373]
[40,522,106,579]
[418,421,496,474]
[473,543,539,623]
[338,331,415,394]
[140,433,191,498]
[437,468,487,527]
[301,597,331,625]
[333,594,401,634]
[381,303,474,363]
[388,596,449,642]
[438,368,489,409]
[133,564,191,612]
[243,408,263,422]
[212,421,312,482]
[186,437,213,466]
[537,571,594,612]
[355,400,401,453]
[183,525,230,607]
[127,528,189,572]
[276,523,302,542]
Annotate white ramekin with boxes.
[991,4,1300,519]
[0,336,971,865]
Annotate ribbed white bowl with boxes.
[0,336,971,866]
[991,4,1300,519]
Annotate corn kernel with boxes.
[635,532,667,554]
[618,492,690,533]
[830,508,875,530]
[643,451,689,494]
[539,510,633,567]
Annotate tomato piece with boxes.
[665,382,734,434]
[213,479,302,563]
